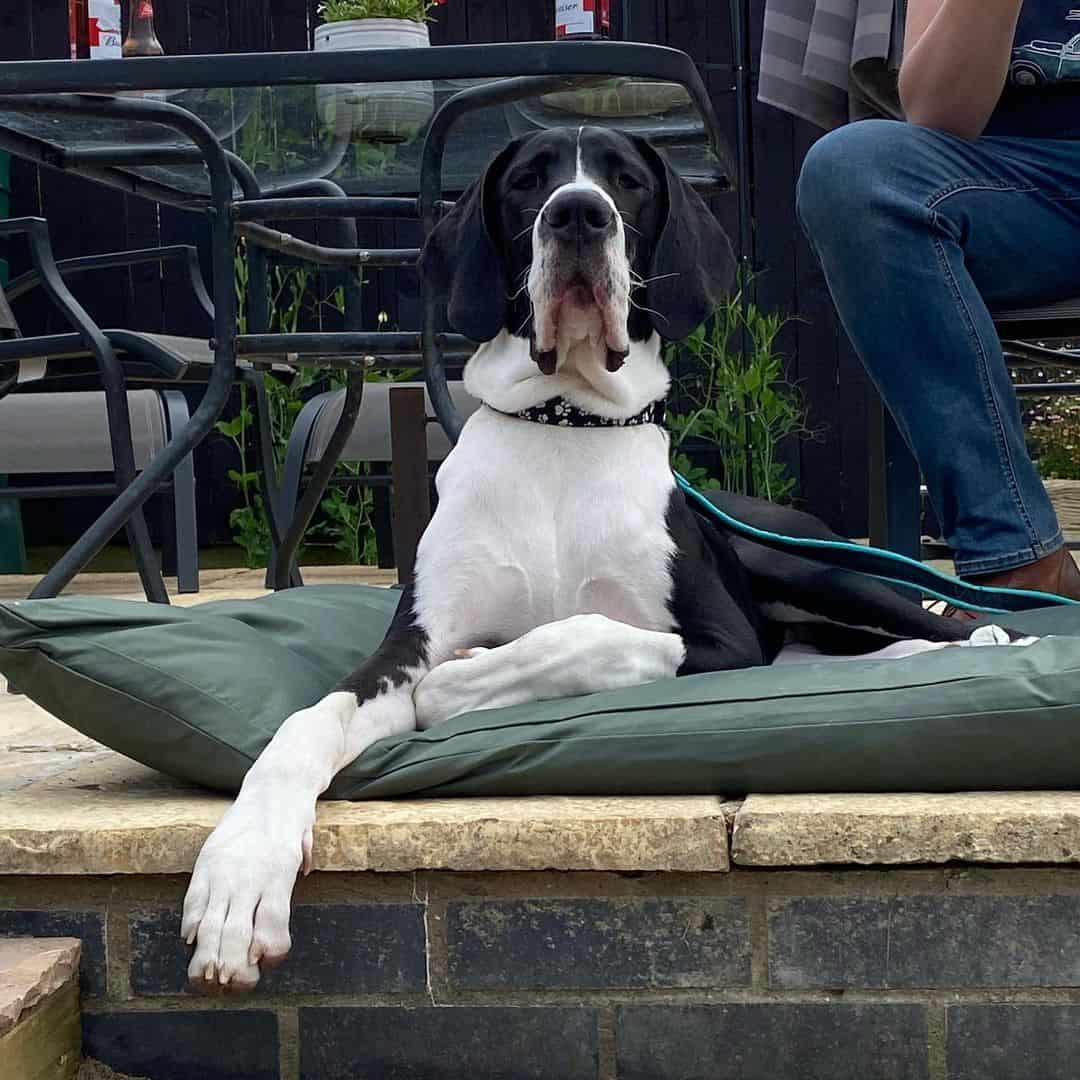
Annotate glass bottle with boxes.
[554,0,610,40]
[123,0,165,57]
[69,0,89,59]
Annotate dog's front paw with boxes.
[181,793,311,993]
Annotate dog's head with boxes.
[420,127,735,372]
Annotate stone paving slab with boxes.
[0,688,732,874]
[0,727,735,875]
[0,565,397,603]
[0,565,731,876]
[7,567,1080,879]
[732,792,1080,867]
[0,777,732,876]
[0,937,80,1037]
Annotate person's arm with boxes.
[898,0,1024,138]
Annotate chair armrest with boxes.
[0,218,115,366]
[0,219,184,383]
[4,243,214,323]
[0,330,187,382]
[1002,339,1080,369]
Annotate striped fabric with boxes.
[0,285,37,388]
[759,0,907,130]
[0,287,16,338]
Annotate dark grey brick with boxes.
[617,1004,928,1080]
[130,903,427,995]
[83,1009,278,1080]
[447,898,749,990]
[947,1005,1080,1080]
[0,908,106,997]
[299,1006,598,1080]
[769,897,892,989]
[769,895,1080,988]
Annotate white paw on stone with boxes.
[181,794,310,992]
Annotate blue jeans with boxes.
[797,119,1080,576]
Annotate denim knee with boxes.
[796,119,928,241]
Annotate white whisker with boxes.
[629,297,668,322]
[630,271,680,287]
[514,306,535,336]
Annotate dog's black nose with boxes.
[541,189,616,239]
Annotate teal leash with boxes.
[675,473,1079,616]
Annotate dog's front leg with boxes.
[414,613,686,727]
[181,591,434,992]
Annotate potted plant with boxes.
[315,0,438,142]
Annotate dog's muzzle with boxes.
[528,183,631,370]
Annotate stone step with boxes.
[0,938,81,1080]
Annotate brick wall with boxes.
[4,867,1080,1078]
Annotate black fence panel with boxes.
[3,0,872,544]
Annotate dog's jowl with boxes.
[180,128,1020,990]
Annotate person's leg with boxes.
[796,120,1080,581]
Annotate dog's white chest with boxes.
[413,407,678,646]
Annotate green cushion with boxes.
[2,585,1080,798]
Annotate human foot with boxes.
[945,547,1080,620]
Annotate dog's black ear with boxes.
[418,139,522,343]
[631,136,737,342]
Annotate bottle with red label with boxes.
[123,0,165,57]
[554,0,610,40]
[69,0,123,59]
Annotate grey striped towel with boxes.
[759,0,907,129]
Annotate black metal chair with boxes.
[0,385,199,592]
[868,295,1080,560]
[0,223,292,599]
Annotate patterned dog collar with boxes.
[507,397,666,428]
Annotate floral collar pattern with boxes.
[502,397,666,428]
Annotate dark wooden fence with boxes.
[1,0,872,543]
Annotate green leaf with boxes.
[216,417,247,439]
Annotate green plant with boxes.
[218,249,410,568]
[1024,365,1080,480]
[318,0,437,23]
[665,284,817,502]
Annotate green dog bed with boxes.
[2,584,1080,799]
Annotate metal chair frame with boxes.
[0,40,743,596]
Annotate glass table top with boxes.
[0,45,731,202]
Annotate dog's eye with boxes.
[617,173,644,191]
[511,172,541,192]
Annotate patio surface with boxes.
[3,562,1080,876]
[0,565,734,875]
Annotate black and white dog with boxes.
[181,127,1020,990]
